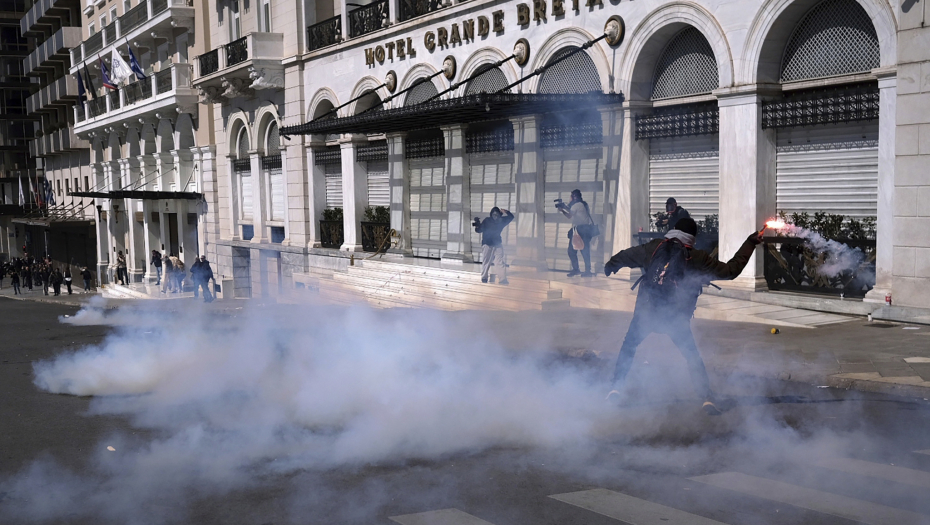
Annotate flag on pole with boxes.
[82,63,99,100]
[128,45,146,80]
[110,48,132,84]
[100,58,117,90]
[28,175,37,207]
[18,176,24,206]
[76,71,86,108]
[43,180,56,207]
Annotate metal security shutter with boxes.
[262,155,285,221]
[409,158,446,258]
[775,122,878,218]
[542,148,603,271]
[469,153,515,262]
[366,160,390,207]
[325,163,343,209]
[648,134,720,221]
[235,160,253,221]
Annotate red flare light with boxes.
[765,219,786,230]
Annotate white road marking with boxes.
[915,450,930,456]
[549,488,730,525]
[691,472,928,525]
[903,357,930,364]
[817,457,930,489]
[389,508,496,525]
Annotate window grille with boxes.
[466,122,514,153]
[357,140,388,162]
[404,79,439,106]
[780,0,879,82]
[236,128,249,159]
[537,46,602,94]
[315,145,342,165]
[635,102,719,140]
[761,82,879,129]
[232,159,251,171]
[651,27,718,100]
[540,112,602,149]
[465,66,509,95]
[266,122,280,155]
[405,130,444,159]
[260,155,281,170]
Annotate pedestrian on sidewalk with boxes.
[51,268,63,296]
[23,265,32,290]
[169,256,185,292]
[116,251,128,285]
[0,262,5,288]
[191,255,214,302]
[556,189,598,277]
[604,218,762,416]
[161,255,174,293]
[10,270,20,295]
[151,250,162,285]
[474,207,514,285]
[64,268,73,295]
[39,264,50,296]
[81,266,92,291]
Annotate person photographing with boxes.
[556,189,599,277]
[655,197,690,232]
[474,207,514,285]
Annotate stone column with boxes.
[339,137,367,252]
[227,154,242,240]
[716,86,778,290]
[441,124,471,262]
[306,142,326,248]
[386,132,411,254]
[865,68,896,303]
[198,146,219,261]
[119,158,142,283]
[155,152,174,192]
[173,149,194,192]
[141,199,156,283]
[249,149,269,244]
[510,116,545,269]
[613,102,651,280]
[598,104,624,264]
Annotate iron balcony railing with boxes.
[104,21,116,44]
[124,78,153,105]
[108,88,120,111]
[307,15,341,52]
[87,97,106,118]
[198,48,219,76]
[399,0,443,23]
[74,64,193,124]
[73,0,192,65]
[84,31,103,55]
[349,0,389,38]
[155,68,172,94]
[226,36,248,67]
[119,1,149,34]
[152,0,168,15]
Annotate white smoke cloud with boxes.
[778,224,867,279]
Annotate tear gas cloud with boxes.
[0,298,907,524]
[769,223,868,278]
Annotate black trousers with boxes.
[611,312,713,400]
[567,228,593,272]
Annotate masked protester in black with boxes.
[655,197,690,232]
[475,207,514,285]
[604,218,762,415]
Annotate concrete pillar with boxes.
[386,132,411,254]
[197,146,219,260]
[137,155,156,190]
[339,137,367,252]
[441,124,471,262]
[155,152,174,192]
[510,116,545,269]
[142,199,156,283]
[306,141,326,248]
[865,69,896,303]
[613,102,651,280]
[227,154,242,240]
[173,149,194,192]
[716,86,778,290]
[249,150,269,243]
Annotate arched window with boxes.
[465,65,509,95]
[537,46,602,94]
[404,79,439,106]
[236,126,249,159]
[780,0,879,82]
[265,121,280,156]
[651,27,718,100]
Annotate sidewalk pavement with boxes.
[0,281,101,306]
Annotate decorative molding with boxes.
[248,67,285,90]
[198,86,226,105]
[221,77,255,99]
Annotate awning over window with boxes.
[280,92,624,137]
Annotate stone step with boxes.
[343,265,553,302]
[357,260,537,289]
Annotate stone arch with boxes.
[308,87,339,120]
[617,2,733,101]
[348,75,388,115]
[107,131,123,161]
[739,0,897,84]
[125,127,141,158]
[254,104,281,155]
[155,119,175,153]
[140,122,157,155]
[527,27,612,94]
[456,47,519,96]
[175,113,196,150]
[226,112,251,158]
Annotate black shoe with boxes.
[581,271,594,277]
[481,278,488,283]
[702,400,722,416]
[567,270,581,277]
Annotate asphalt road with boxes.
[2,298,930,525]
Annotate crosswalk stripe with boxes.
[389,508,496,525]
[817,457,930,489]
[915,450,930,456]
[549,488,730,525]
[691,471,928,525]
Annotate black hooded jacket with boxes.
[475,209,514,247]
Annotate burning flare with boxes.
[765,219,786,230]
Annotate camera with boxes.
[472,217,481,229]
[554,198,566,210]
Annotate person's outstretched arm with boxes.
[698,233,761,280]
[604,242,652,275]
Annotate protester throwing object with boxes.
[604,218,763,415]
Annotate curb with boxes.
[716,365,930,401]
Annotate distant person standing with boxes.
[116,250,128,285]
[474,207,514,285]
[81,266,92,291]
[191,255,214,302]
[556,189,599,277]
[151,250,163,285]
[655,197,690,232]
[64,268,73,295]
[51,268,63,296]
[10,270,20,295]
[39,264,50,296]
[161,255,174,293]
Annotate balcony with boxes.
[399,0,444,23]
[21,0,81,36]
[307,15,341,52]
[349,0,389,38]
[26,74,79,114]
[24,26,82,76]
[74,63,197,134]
[29,127,89,157]
[69,0,194,73]
[193,32,284,102]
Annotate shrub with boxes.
[363,205,390,223]
[321,207,343,221]
[777,210,876,240]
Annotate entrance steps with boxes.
[101,282,195,300]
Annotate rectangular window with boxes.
[99,15,106,28]
[88,23,95,36]
[241,224,254,241]
[84,176,89,192]
[229,0,241,40]
[65,179,71,194]
[73,177,79,192]
[110,7,117,22]
[270,226,285,243]
[261,0,271,32]
[123,0,131,11]
[56,180,61,195]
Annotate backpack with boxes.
[633,239,691,307]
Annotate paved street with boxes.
[2,297,930,525]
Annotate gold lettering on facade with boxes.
[551,0,564,16]
[396,39,406,58]
[450,23,462,44]
[572,0,579,11]
[492,10,504,32]
[533,0,546,21]
[463,19,474,40]
[437,26,448,47]
[365,48,375,66]
[585,0,602,7]
[407,37,416,57]
[517,3,530,25]
[385,41,395,59]
[424,31,435,51]
[477,15,490,36]
[375,45,385,63]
